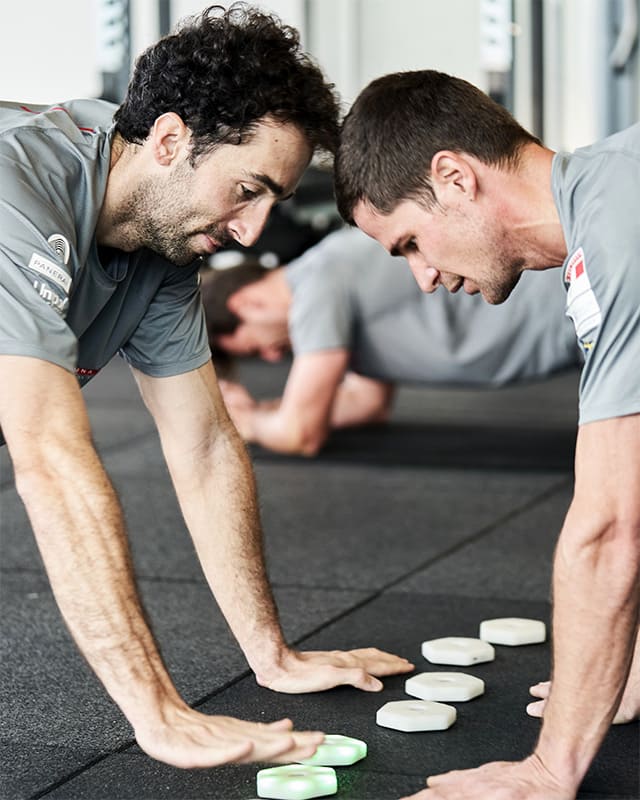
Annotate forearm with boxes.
[535,505,640,787]
[14,438,182,729]
[330,376,394,429]
[165,417,289,674]
[246,402,327,455]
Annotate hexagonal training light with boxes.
[256,764,337,800]
[299,734,367,766]
[479,617,546,646]
[376,699,456,732]
[405,671,485,702]
[422,636,495,666]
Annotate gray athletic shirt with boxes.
[552,123,640,424]
[285,227,579,386]
[0,100,210,390]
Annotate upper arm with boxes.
[572,414,640,534]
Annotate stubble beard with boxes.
[113,168,227,267]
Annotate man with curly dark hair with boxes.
[0,4,412,770]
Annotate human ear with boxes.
[150,112,190,166]
[430,151,477,204]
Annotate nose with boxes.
[229,202,273,248]
[408,256,441,294]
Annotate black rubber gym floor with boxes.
[1,357,638,800]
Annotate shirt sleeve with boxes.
[286,246,353,355]
[0,158,78,372]
[569,170,640,424]
[120,262,211,377]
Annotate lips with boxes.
[200,234,221,254]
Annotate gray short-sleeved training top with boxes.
[552,123,640,424]
[285,227,579,386]
[0,99,210,390]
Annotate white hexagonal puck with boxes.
[405,671,485,702]
[376,699,456,732]
[298,734,367,766]
[256,764,337,800]
[422,636,495,666]
[479,617,546,646]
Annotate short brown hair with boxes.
[200,263,268,339]
[335,70,540,223]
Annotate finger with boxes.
[265,718,294,730]
[350,650,416,675]
[526,700,545,718]
[338,666,383,692]
[160,737,255,768]
[529,680,551,699]
[268,731,325,764]
[365,657,415,676]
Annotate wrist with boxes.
[532,738,586,793]
[247,641,295,685]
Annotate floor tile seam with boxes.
[373,475,573,597]
[27,740,135,800]
[26,668,258,800]
[262,479,570,651]
[385,588,552,605]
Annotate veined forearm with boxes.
[15,443,180,726]
[536,513,640,786]
[166,422,288,669]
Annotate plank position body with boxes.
[0,5,412,770]
[205,226,581,455]
[334,70,640,800]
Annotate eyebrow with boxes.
[250,172,293,201]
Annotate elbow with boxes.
[10,432,94,507]
[283,421,328,457]
[558,508,640,584]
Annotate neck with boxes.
[95,132,142,250]
[506,143,568,268]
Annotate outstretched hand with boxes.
[135,704,324,768]
[255,648,414,694]
[399,756,575,800]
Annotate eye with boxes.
[404,237,418,253]
[239,184,258,201]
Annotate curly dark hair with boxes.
[114,3,340,161]
[335,70,540,223]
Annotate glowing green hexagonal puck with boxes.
[256,764,337,800]
[298,734,367,766]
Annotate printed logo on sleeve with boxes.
[47,233,71,265]
[27,252,72,293]
[563,247,601,341]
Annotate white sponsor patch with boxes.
[564,247,601,339]
[27,252,72,294]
